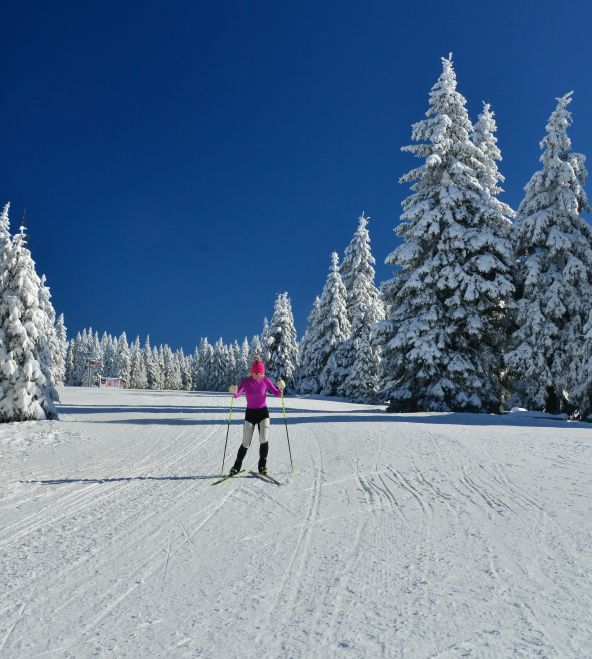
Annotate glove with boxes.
[229,384,238,394]
[277,379,286,392]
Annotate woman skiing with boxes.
[228,356,285,476]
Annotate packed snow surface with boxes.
[1,387,591,657]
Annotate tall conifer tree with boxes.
[506,92,592,412]
[374,56,514,412]
[267,292,299,387]
[338,213,385,402]
[0,219,58,420]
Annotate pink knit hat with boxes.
[250,358,265,375]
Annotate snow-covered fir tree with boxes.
[373,56,514,413]
[64,339,75,385]
[249,334,263,365]
[65,333,79,385]
[296,296,322,394]
[191,345,202,390]
[52,313,67,386]
[178,349,192,390]
[338,213,385,402]
[471,102,515,218]
[129,336,148,389]
[163,345,182,390]
[151,345,163,389]
[115,332,131,388]
[100,332,114,377]
[223,343,236,389]
[506,92,592,413]
[38,274,60,399]
[210,339,228,391]
[143,336,161,389]
[260,317,271,363]
[307,252,351,396]
[0,217,58,421]
[156,345,166,388]
[200,339,216,391]
[229,341,242,384]
[79,329,102,387]
[266,292,299,387]
[319,254,352,396]
[194,338,212,390]
[239,338,250,378]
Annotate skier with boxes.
[228,356,285,476]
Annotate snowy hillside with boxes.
[1,387,591,657]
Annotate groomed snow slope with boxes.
[1,387,591,658]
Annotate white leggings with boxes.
[242,418,270,448]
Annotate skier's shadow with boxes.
[21,475,221,485]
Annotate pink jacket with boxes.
[234,377,282,408]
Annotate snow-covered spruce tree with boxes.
[129,336,148,389]
[249,334,263,365]
[506,92,592,414]
[266,292,299,387]
[374,56,514,413]
[0,220,58,421]
[52,314,67,386]
[223,343,236,389]
[202,339,218,391]
[229,341,242,384]
[195,338,213,390]
[115,332,131,388]
[337,213,385,402]
[239,338,250,378]
[260,317,271,363]
[38,274,60,399]
[471,102,515,217]
[163,345,182,390]
[81,329,102,387]
[310,252,351,396]
[64,339,75,384]
[178,349,192,390]
[191,345,202,390]
[151,345,164,389]
[100,332,114,377]
[296,296,322,394]
[210,339,228,391]
[144,336,161,389]
[319,254,352,396]
[67,331,86,386]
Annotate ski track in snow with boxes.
[1,387,592,657]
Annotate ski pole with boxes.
[221,392,235,476]
[280,391,294,474]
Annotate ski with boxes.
[249,470,281,486]
[212,470,244,485]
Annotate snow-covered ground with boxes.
[1,387,591,658]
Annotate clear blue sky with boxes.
[3,0,592,352]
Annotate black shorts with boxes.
[245,407,270,426]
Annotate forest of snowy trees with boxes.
[3,55,592,422]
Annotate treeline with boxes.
[67,292,300,393]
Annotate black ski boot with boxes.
[230,445,247,476]
[258,441,269,475]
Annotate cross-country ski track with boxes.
[1,387,591,658]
